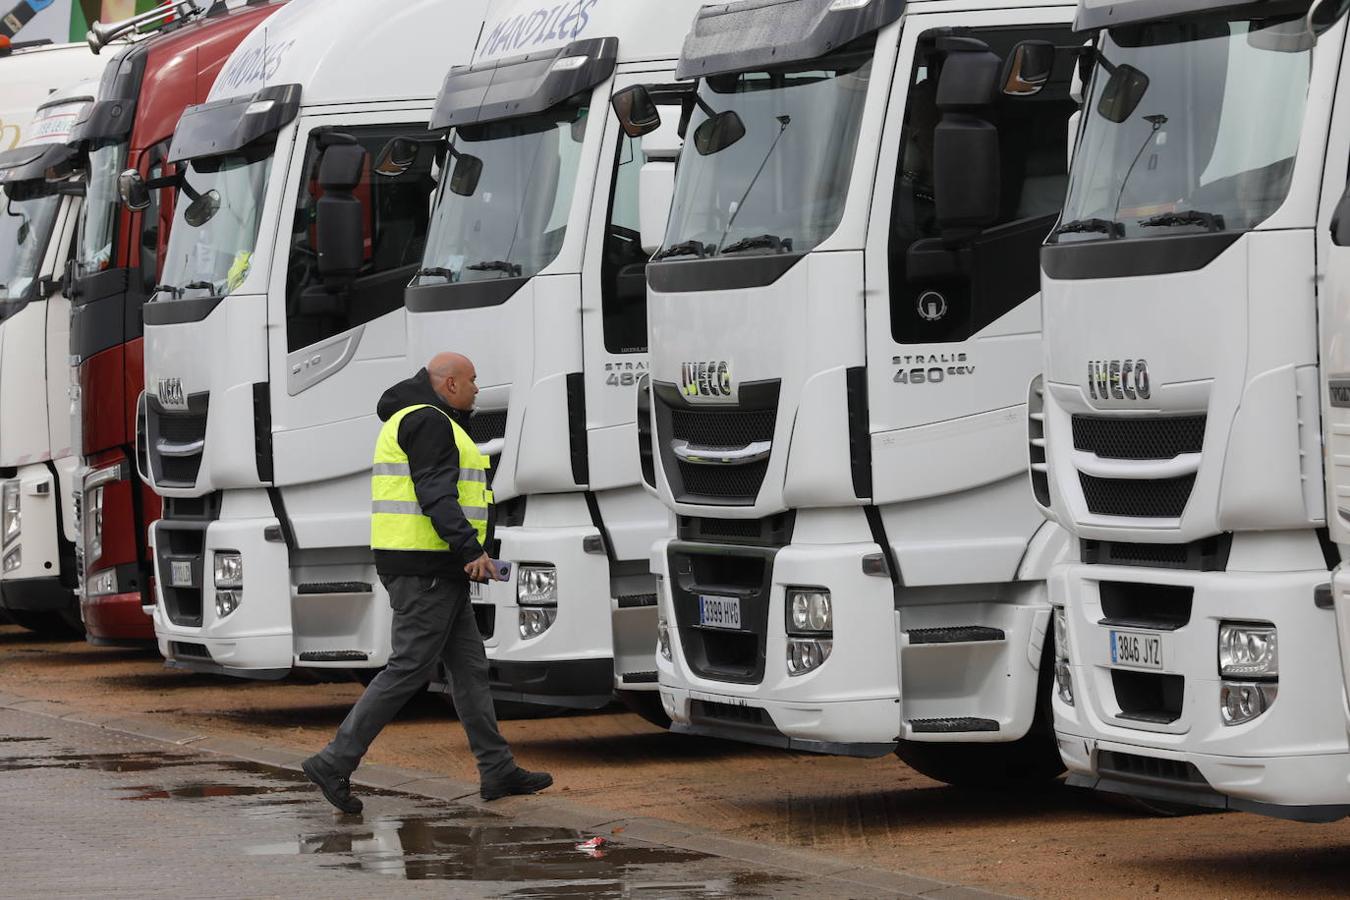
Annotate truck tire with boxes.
[618,690,671,730]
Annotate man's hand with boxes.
[465,552,496,583]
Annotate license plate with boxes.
[698,594,741,630]
[169,559,193,588]
[1110,630,1163,670]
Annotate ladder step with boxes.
[622,671,658,684]
[297,582,373,595]
[909,717,1000,734]
[298,650,369,662]
[907,626,1005,645]
[617,593,658,608]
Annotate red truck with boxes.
[70,0,286,644]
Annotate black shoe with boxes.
[302,755,363,814]
[481,767,553,801]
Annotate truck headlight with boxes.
[657,615,672,661]
[1220,681,1277,726]
[519,606,556,639]
[2,546,20,573]
[1218,622,1278,678]
[85,568,119,598]
[786,588,832,634]
[2,481,20,545]
[517,565,557,606]
[787,638,832,676]
[87,485,105,563]
[213,551,243,590]
[1053,606,1069,661]
[216,590,241,619]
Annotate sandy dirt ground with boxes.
[2,624,1347,898]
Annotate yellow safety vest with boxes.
[370,404,492,551]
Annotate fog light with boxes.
[1055,660,1075,706]
[1220,680,1277,726]
[215,589,241,619]
[85,568,119,598]
[2,481,20,545]
[1053,606,1069,660]
[786,588,832,634]
[1219,622,1277,678]
[2,545,19,572]
[519,606,557,639]
[213,551,243,589]
[786,638,832,675]
[518,565,557,606]
[657,616,672,661]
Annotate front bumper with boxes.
[1,463,75,587]
[1052,560,1350,819]
[0,576,75,613]
[82,590,154,644]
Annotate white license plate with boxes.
[169,559,193,588]
[698,594,741,630]
[1110,630,1163,670]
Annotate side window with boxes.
[285,124,438,352]
[889,27,1077,344]
[602,133,650,354]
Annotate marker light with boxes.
[550,55,589,72]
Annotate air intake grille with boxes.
[466,410,508,445]
[1098,750,1208,785]
[1072,415,1205,460]
[670,407,776,449]
[677,460,771,501]
[1080,473,1195,518]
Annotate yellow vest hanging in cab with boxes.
[370,404,491,551]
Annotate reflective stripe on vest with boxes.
[370,403,492,551]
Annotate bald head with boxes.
[428,352,478,411]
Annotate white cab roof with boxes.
[475,0,706,65]
[0,43,110,148]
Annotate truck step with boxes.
[298,650,369,662]
[908,717,1000,734]
[296,582,372,595]
[621,671,658,684]
[906,626,1005,644]
[617,593,658,608]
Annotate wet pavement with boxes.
[0,708,896,898]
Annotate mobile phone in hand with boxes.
[491,560,512,581]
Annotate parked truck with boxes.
[403,0,704,717]
[0,44,110,635]
[69,0,287,646]
[633,0,1081,783]
[140,0,488,677]
[1037,0,1350,820]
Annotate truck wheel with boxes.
[618,690,671,730]
[7,609,81,638]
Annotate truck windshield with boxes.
[417,99,588,285]
[76,141,129,278]
[660,46,873,260]
[1059,16,1311,242]
[157,143,273,299]
[0,190,59,316]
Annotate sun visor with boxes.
[676,0,905,80]
[430,37,618,131]
[72,44,148,146]
[1074,0,1261,30]
[0,143,79,194]
[168,83,302,164]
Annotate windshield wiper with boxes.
[1138,210,1225,232]
[466,260,523,278]
[1051,218,1124,239]
[416,266,457,281]
[153,283,185,299]
[654,240,710,261]
[720,234,794,256]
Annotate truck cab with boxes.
[143,0,487,678]
[641,0,1080,784]
[1039,0,1350,821]
[404,0,702,717]
[0,45,112,635]
[68,0,287,646]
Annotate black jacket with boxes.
[372,369,484,578]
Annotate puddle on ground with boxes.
[0,750,203,773]
[0,736,48,743]
[122,781,308,801]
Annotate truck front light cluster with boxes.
[519,607,556,639]
[2,546,20,573]
[87,485,105,563]
[1218,622,1277,726]
[214,551,243,619]
[517,565,557,606]
[787,638,832,675]
[85,568,119,598]
[2,481,20,545]
[657,615,672,662]
[787,589,832,633]
[1053,606,1073,706]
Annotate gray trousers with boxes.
[318,574,515,782]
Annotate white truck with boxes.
[402,0,702,717]
[636,0,1082,783]
[1038,0,1350,821]
[0,44,112,635]
[140,0,488,678]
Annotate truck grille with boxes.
[668,544,774,684]
[156,526,205,627]
[1080,473,1195,518]
[670,407,776,449]
[466,409,507,445]
[654,381,780,506]
[148,395,209,489]
[1072,415,1206,460]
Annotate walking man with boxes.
[302,353,552,813]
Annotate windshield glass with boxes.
[0,190,60,314]
[660,46,873,259]
[417,99,588,285]
[157,143,273,299]
[1059,16,1312,242]
[76,141,129,278]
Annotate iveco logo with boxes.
[1087,359,1150,401]
[680,360,735,404]
[157,377,187,411]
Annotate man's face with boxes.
[444,365,479,411]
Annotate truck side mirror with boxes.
[612,84,662,138]
[314,143,368,293]
[448,150,483,197]
[118,168,150,211]
[1096,63,1149,123]
[1309,0,1350,36]
[932,39,1002,239]
[374,136,419,177]
[1002,41,1056,96]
